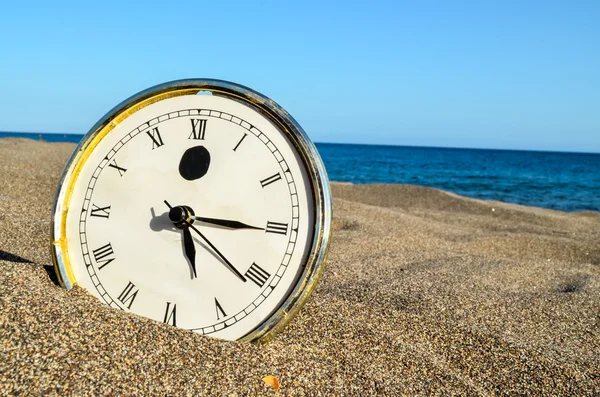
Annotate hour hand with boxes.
[189,215,264,230]
[182,227,197,278]
[164,200,197,278]
[164,201,246,282]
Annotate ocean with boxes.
[0,132,84,144]
[2,132,599,212]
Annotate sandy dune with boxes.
[1,139,599,395]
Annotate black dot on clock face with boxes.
[179,145,211,181]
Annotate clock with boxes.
[50,79,332,342]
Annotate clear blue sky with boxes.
[0,0,598,152]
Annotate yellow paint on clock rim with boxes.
[52,88,200,288]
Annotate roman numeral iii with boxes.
[145,127,164,149]
[92,243,115,270]
[189,119,207,140]
[265,221,288,235]
[117,281,139,309]
[245,263,271,287]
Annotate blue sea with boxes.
[0,132,84,144]
[2,132,599,212]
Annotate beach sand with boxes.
[1,138,599,396]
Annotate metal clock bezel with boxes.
[50,78,332,343]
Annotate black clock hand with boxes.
[164,201,198,278]
[164,201,246,282]
[188,215,263,230]
[185,221,246,282]
[182,227,197,278]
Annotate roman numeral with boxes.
[90,204,111,219]
[233,133,247,151]
[145,127,164,149]
[189,119,207,140]
[117,281,138,309]
[245,263,270,287]
[215,298,227,320]
[107,159,127,176]
[265,221,288,235]
[163,302,177,326]
[92,243,115,270]
[260,172,282,188]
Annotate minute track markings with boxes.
[80,108,301,329]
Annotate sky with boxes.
[0,0,598,152]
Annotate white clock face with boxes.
[63,94,315,340]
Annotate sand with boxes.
[1,138,599,396]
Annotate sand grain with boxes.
[1,139,599,396]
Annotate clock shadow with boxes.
[149,207,232,279]
[0,249,61,287]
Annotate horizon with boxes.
[2,130,599,155]
[1,1,599,152]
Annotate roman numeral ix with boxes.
[117,281,139,309]
[92,243,115,270]
[265,221,288,235]
[260,172,282,188]
[145,127,164,149]
[189,119,207,140]
[90,204,111,219]
[245,263,271,288]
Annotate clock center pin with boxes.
[168,205,195,229]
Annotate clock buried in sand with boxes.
[51,79,331,342]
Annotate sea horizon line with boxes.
[1,130,599,156]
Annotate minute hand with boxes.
[190,216,264,230]
[185,221,247,282]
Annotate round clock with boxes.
[51,79,332,342]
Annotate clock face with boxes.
[52,84,329,342]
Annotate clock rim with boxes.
[50,78,332,343]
